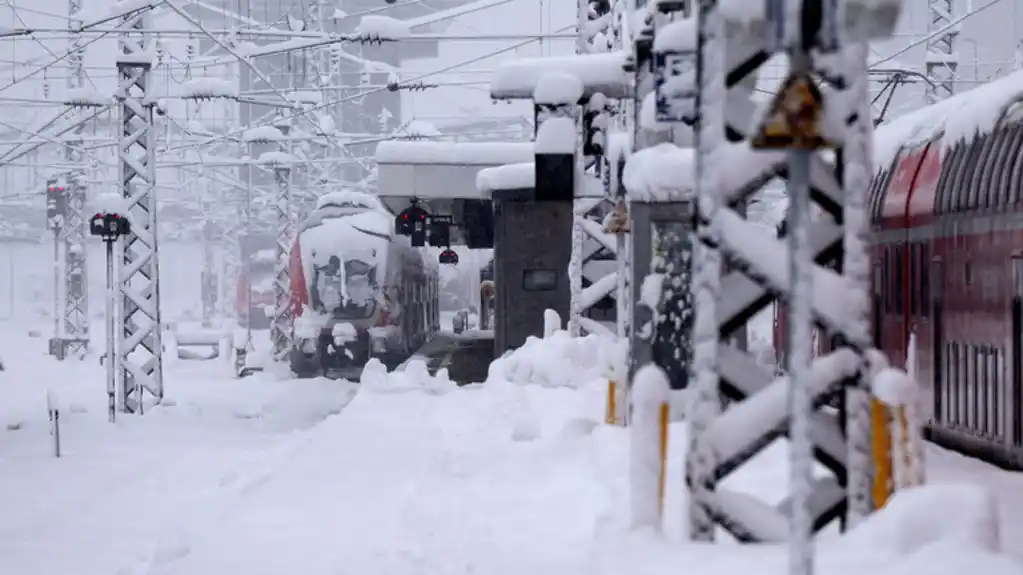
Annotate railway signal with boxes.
[90,202,131,423]
[439,249,459,265]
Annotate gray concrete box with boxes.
[493,190,573,356]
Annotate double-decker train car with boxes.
[774,69,1023,469]
[288,191,440,379]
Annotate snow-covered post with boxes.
[46,389,60,458]
[688,0,721,543]
[533,73,583,334]
[258,146,295,362]
[630,364,671,530]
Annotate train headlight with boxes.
[300,338,317,354]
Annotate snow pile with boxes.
[242,126,284,143]
[533,72,584,105]
[535,117,577,154]
[844,483,1002,555]
[622,143,695,201]
[179,78,237,100]
[314,189,385,212]
[488,328,626,389]
[359,357,457,395]
[94,192,126,215]
[476,161,534,193]
[353,15,410,40]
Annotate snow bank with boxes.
[354,15,411,40]
[622,143,695,201]
[843,483,1002,555]
[535,117,577,154]
[360,357,458,395]
[488,330,627,388]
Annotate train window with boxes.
[965,260,973,286]
[953,133,985,212]
[1003,124,1023,205]
[522,269,557,291]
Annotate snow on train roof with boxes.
[314,190,385,212]
[874,68,1023,171]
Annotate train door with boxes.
[879,141,930,367]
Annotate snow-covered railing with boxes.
[870,334,927,507]
[630,364,671,530]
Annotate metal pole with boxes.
[52,230,60,345]
[106,240,116,423]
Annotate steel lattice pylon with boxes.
[925,0,957,103]
[62,0,89,358]
[271,158,294,361]
[677,0,900,545]
[116,10,163,412]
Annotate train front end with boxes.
[287,202,399,379]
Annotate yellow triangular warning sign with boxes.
[751,72,833,150]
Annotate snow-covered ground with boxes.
[2,319,1023,575]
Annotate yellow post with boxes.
[605,380,617,425]
[870,398,894,509]
[657,402,670,519]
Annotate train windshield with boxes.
[312,257,379,319]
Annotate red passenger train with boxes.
[774,70,1023,470]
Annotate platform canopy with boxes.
[375,141,535,206]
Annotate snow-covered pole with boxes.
[533,73,583,333]
[630,364,670,529]
[688,0,722,543]
[105,239,116,422]
[842,40,879,525]
[270,152,295,362]
[785,49,816,575]
[116,6,164,413]
[46,389,61,458]
[63,0,90,359]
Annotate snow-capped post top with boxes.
[533,72,585,106]
[258,151,295,166]
[535,118,577,155]
[623,143,695,202]
[633,364,671,407]
[94,192,127,216]
[653,17,697,53]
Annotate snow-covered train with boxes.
[287,191,440,379]
[236,234,276,330]
[774,68,1023,469]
